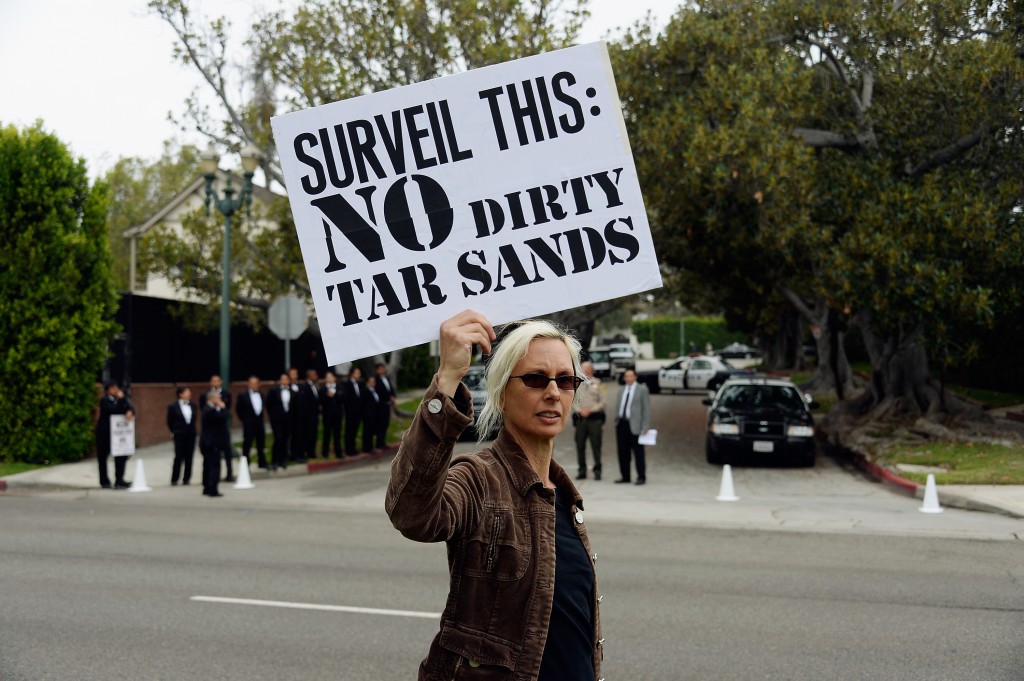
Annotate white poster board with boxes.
[272,41,662,365]
[110,415,135,457]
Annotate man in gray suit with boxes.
[614,369,651,485]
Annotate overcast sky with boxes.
[0,0,678,178]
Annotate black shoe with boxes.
[114,480,130,489]
[576,473,587,480]
[171,480,179,486]
[594,471,602,480]
[224,476,236,483]
[614,478,630,484]
[101,483,112,489]
[635,478,646,485]
[207,492,224,497]
[183,481,190,485]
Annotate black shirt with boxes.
[538,489,595,680]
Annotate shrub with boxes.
[0,124,117,463]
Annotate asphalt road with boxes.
[2,388,1022,680]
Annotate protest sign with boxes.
[272,41,662,364]
[110,415,135,457]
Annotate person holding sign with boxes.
[386,310,602,681]
[95,381,134,489]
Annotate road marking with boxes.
[190,596,440,619]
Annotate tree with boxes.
[144,0,602,373]
[615,0,1024,420]
[0,123,117,464]
[148,0,589,186]
[104,141,204,290]
[137,194,305,330]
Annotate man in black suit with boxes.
[198,374,232,410]
[95,381,134,489]
[373,363,397,450]
[361,376,385,453]
[236,375,267,469]
[266,373,293,471]
[199,391,230,497]
[199,374,235,481]
[320,371,344,458]
[287,367,303,463]
[342,366,364,457]
[166,386,197,485]
[298,369,321,460]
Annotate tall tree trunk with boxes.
[850,311,985,422]
[778,287,856,398]
[762,308,802,371]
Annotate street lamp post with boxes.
[201,143,261,384]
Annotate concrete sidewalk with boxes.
[919,484,1024,518]
[0,437,392,493]
[2,437,1022,523]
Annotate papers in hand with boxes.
[638,429,657,446]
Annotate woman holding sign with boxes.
[386,310,602,681]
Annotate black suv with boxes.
[703,377,818,467]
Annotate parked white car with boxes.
[649,355,750,393]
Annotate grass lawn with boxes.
[944,385,1024,410]
[876,441,1024,485]
[0,462,40,478]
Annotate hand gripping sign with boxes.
[272,41,662,365]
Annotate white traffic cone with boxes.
[715,464,739,502]
[233,455,254,490]
[918,473,943,514]
[128,458,152,492]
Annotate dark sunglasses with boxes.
[510,373,584,391]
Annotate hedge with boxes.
[632,316,748,358]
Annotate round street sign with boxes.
[268,294,308,340]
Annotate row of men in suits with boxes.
[260,364,397,468]
[166,366,398,484]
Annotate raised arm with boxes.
[385,311,495,543]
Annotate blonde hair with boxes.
[475,320,584,442]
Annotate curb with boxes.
[306,446,398,474]
[839,442,1024,519]
[854,456,919,495]
[0,480,84,494]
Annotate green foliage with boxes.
[613,1,1024,401]
[143,0,599,380]
[103,142,203,290]
[633,316,747,358]
[149,0,589,188]
[0,123,117,464]
[137,194,303,331]
[397,343,437,389]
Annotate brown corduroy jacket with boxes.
[386,377,603,681]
